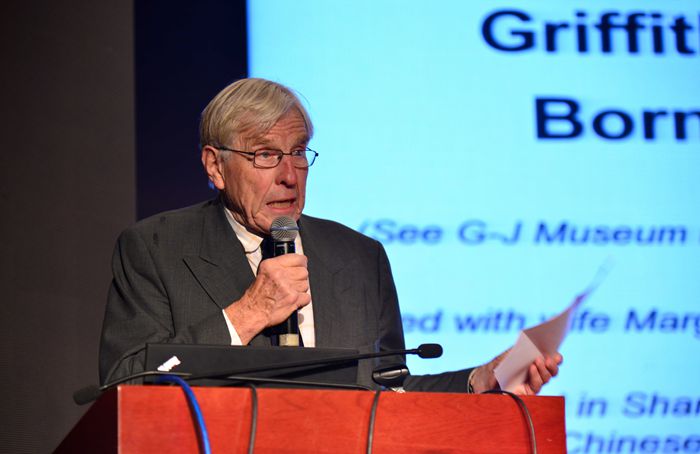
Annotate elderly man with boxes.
[100,78,561,393]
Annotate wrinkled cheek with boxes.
[251,202,271,228]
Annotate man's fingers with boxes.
[545,356,560,377]
[527,354,560,395]
[291,279,310,293]
[292,267,310,281]
[528,363,544,394]
[535,357,553,384]
[509,353,563,396]
[245,253,312,328]
[267,253,308,266]
[296,292,311,308]
[257,255,307,276]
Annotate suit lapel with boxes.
[300,216,351,348]
[183,199,271,346]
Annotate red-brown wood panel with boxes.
[57,385,566,453]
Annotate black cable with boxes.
[74,370,192,405]
[244,384,258,454]
[483,390,537,454]
[366,390,382,454]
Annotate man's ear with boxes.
[201,145,226,190]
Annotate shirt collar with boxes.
[223,207,263,254]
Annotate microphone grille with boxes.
[270,216,299,242]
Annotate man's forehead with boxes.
[247,131,309,146]
[237,115,309,147]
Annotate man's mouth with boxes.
[267,199,295,208]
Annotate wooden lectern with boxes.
[56,385,566,453]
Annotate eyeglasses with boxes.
[215,146,318,169]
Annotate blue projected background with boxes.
[249,1,700,451]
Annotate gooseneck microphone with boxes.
[186,343,443,382]
[73,344,443,405]
[264,216,301,346]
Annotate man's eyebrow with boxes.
[249,138,274,147]
[250,134,310,148]
[293,134,310,146]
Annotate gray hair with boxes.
[199,78,314,150]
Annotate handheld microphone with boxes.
[264,216,300,346]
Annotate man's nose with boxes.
[275,154,298,186]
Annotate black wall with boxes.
[1,2,135,452]
[135,0,248,219]
[1,1,246,452]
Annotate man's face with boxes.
[215,109,309,235]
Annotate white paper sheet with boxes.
[494,261,612,392]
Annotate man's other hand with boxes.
[470,351,563,395]
[225,254,311,344]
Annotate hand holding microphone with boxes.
[224,217,308,345]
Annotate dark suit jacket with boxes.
[100,198,471,391]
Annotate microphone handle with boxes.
[279,312,299,346]
[273,241,295,256]
[268,239,300,346]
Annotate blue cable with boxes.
[155,375,212,454]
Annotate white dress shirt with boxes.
[221,208,315,347]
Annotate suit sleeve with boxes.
[99,227,229,385]
[375,241,474,393]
